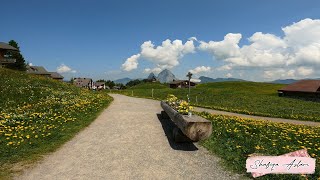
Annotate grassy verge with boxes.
[196,112,320,180]
[110,81,320,122]
[0,69,113,179]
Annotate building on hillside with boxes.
[73,78,93,89]
[278,80,320,99]
[49,72,64,81]
[26,66,51,77]
[0,42,18,67]
[113,86,121,90]
[169,80,196,89]
[93,82,106,90]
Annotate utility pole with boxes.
[186,72,193,102]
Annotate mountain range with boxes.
[269,79,298,84]
[114,77,132,85]
[114,71,319,85]
[198,76,246,83]
[269,78,320,84]
[156,69,177,83]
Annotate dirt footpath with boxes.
[17,94,244,180]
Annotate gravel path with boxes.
[194,107,320,127]
[17,94,243,180]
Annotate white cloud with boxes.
[143,67,162,74]
[189,37,198,41]
[199,18,320,78]
[287,69,296,77]
[189,66,211,74]
[297,66,314,76]
[122,38,196,72]
[200,32,287,67]
[199,33,242,61]
[121,54,140,71]
[263,69,287,79]
[262,67,314,80]
[216,64,232,71]
[140,39,195,69]
[29,63,33,66]
[225,73,232,78]
[56,64,76,73]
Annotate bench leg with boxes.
[173,127,192,143]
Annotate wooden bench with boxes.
[160,101,212,142]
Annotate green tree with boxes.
[126,79,142,87]
[105,80,115,89]
[5,40,27,71]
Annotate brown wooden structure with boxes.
[0,42,18,67]
[161,101,212,142]
[169,80,196,89]
[278,80,320,98]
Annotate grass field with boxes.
[196,112,320,180]
[112,81,320,122]
[0,68,113,179]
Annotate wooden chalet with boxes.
[0,42,18,67]
[169,80,196,89]
[49,72,64,81]
[73,78,94,89]
[26,66,51,77]
[278,80,320,98]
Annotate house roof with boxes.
[169,80,196,85]
[74,78,92,86]
[49,72,64,79]
[278,80,320,93]
[0,42,19,51]
[26,66,51,75]
[94,82,105,86]
[169,80,187,84]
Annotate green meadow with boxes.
[112,81,320,122]
[0,68,113,179]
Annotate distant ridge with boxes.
[114,78,132,85]
[269,78,320,84]
[199,76,245,83]
[157,69,178,83]
[269,79,298,84]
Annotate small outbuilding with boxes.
[169,80,196,89]
[278,80,320,98]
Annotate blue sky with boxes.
[1,0,320,81]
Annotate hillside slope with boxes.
[0,68,113,178]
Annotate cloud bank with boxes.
[122,39,196,72]
[122,18,320,80]
[189,66,211,74]
[199,18,320,79]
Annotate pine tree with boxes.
[5,40,27,71]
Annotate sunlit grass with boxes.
[112,82,320,122]
[0,68,113,179]
[196,112,320,180]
